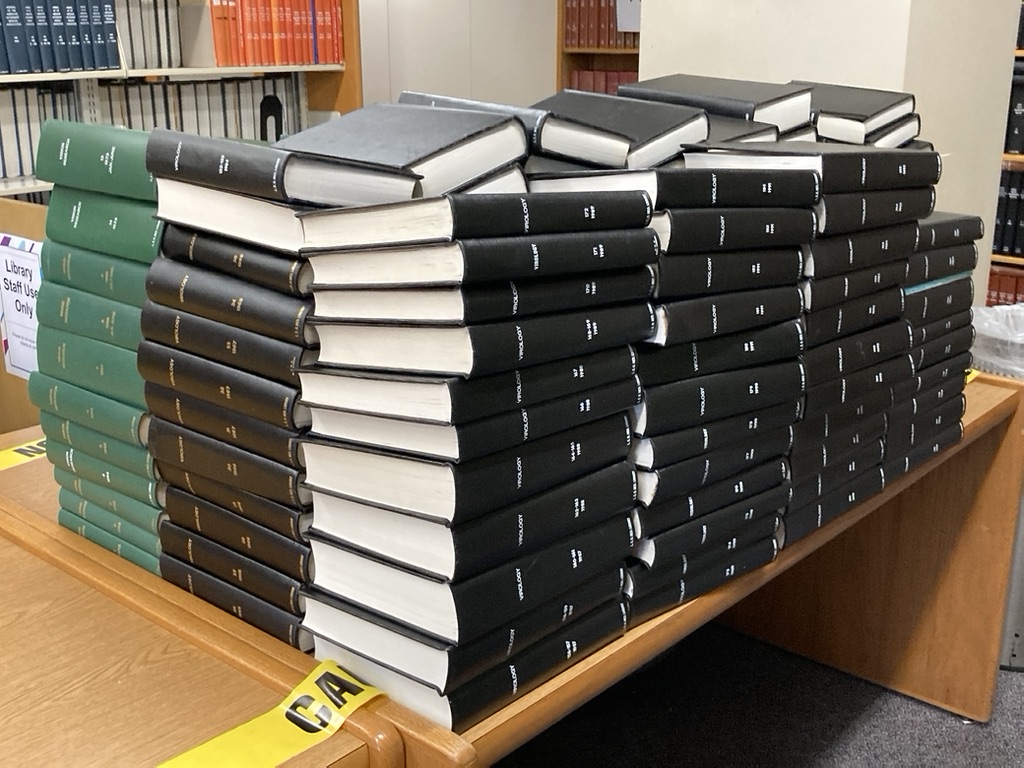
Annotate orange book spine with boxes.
[598,0,610,48]
[210,0,232,66]
[226,0,242,66]
[259,0,274,64]
[332,0,343,64]
[239,0,256,64]
[312,0,326,62]
[285,0,298,64]
[305,0,315,63]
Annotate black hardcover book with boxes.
[789,414,887,479]
[160,555,311,650]
[891,352,971,402]
[311,266,657,325]
[149,418,311,508]
[915,211,985,251]
[802,260,908,311]
[886,394,966,457]
[309,514,634,644]
[99,1,117,66]
[994,174,1008,252]
[636,320,804,386]
[791,387,892,443]
[897,372,968,421]
[618,74,812,131]
[1003,173,1022,254]
[784,468,886,546]
[656,248,804,299]
[904,244,978,287]
[802,320,914,386]
[883,420,964,479]
[803,222,918,279]
[627,537,779,626]
[864,114,921,148]
[912,325,975,372]
[903,276,974,326]
[304,227,661,288]
[145,257,316,347]
[162,484,311,580]
[632,484,789,567]
[650,286,804,346]
[159,521,304,614]
[140,301,315,385]
[656,167,821,208]
[20,2,42,71]
[528,89,709,168]
[154,183,656,254]
[302,413,634,524]
[637,426,793,506]
[311,301,656,376]
[815,187,934,237]
[297,345,638,425]
[803,287,905,349]
[651,207,817,254]
[2,5,31,73]
[789,439,885,509]
[271,103,528,200]
[309,460,637,582]
[802,354,914,419]
[678,141,942,194]
[146,128,419,207]
[83,0,106,68]
[160,224,313,297]
[136,341,311,431]
[301,566,625,695]
[157,465,310,542]
[35,4,58,71]
[307,376,642,463]
[635,361,806,436]
[704,114,780,143]
[793,80,915,143]
[316,597,628,732]
[632,400,802,469]
[61,2,85,70]
[145,383,306,469]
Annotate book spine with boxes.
[918,216,985,250]
[916,244,979,285]
[39,239,150,308]
[160,223,311,297]
[886,394,966,455]
[670,459,790,533]
[145,382,305,469]
[790,439,884,508]
[52,466,162,532]
[2,5,32,74]
[46,3,71,71]
[145,256,314,346]
[802,320,914,386]
[136,340,307,431]
[656,168,822,209]
[159,554,309,648]
[466,302,655,377]
[819,187,935,237]
[804,222,918,279]
[46,438,161,506]
[159,521,303,613]
[58,487,161,556]
[35,325,146,409]
[35,120,155,200]
[100,0,117,66]
[44,186,163,265]
[802,356,910,419]
[162,483,310,579]
[40,411,157,479]
[805,260,908,311]
[449,190,654,240]
[73,2,95,70]
[656,248,804,299]
[140,299,306,385]
[20,2,43,71]
[641,360,806,435]
[36,281,143,351]
[459,227,660,284]
[655,285,804,346]
[85,0,108,68]
[149,417,308,509]
[803,287,905,349]
[913,310,973,347]
[786,469,886,545]
[891,351,972,403]
[913,325,974,373]
[660,208,816,254]
[28,371,147,446]
[59,508,161,574]
[903,277,974,326]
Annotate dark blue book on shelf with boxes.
[62,2,86,70]
[99,1,118,68]
[42,3,70,72]
[0,14,11,73]
[73,1,95,69]
[2,6,31,74]
[20,2,43,71]
[84,0,107,68]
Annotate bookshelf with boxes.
[556,0,639,92]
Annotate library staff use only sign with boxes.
[0,234,42,379]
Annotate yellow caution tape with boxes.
[965,368,980,384]
[160,660,382,768]
[0,437,46,471]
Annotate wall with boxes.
[358,0,557,106]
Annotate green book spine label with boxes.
[45,187,163,265]
[40,239,150,308]
[28,371,147,447]
[58,507,161,575]
[35,120,157,201]
[52,467,161,532]
[58,488,161,556]
[37,281,143,351]
[35,326,146,409]
[40,411,156,479]
[45,438,160,506]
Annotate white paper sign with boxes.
[0,236,42,380]
[617,0,641,33]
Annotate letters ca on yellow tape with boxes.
[160,660,382,768]
[0,437,46,472]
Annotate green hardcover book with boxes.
[45,186,163,265]
[28,372,149,447]
[46,438,162,506]
[58,488,162,557]
[35,120,157,202]
[40,411,157,480]
[35,326,146,409]
[40,239,150,308]
[58,507,161,575]
[37,282,143,351]
[52,467,162,533]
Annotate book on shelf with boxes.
[309,301,656,376]
[154,183,656,253]
[310,266,656,325]
[617,73,813,132]
[802,320,914,385]
[301,226,660,288]
[39,411,156,479]
[813,187,935,236]
[39,239,151,307]
[28,371,150,447]
[45,186,163,265]
[903,275,973,324]
[801,355,914,419]
[302,413,634,524]
[53,466,163,534]
[911,310,973,347]
[793,80,916,144]
[308,376,642,463]
[58,487,161,556]
[704,114,779,143]
[296,345,639,425]
[146,128,423,208]
[46,438,162,507]
[800,260,909,311]
[656,248,805,299]
[802,287,906,349]
[785,468,886,545]
[789,440,885,508]
[915,211,985,251]
[270,103,529,199]
[802,222,919,279]
[650,207,818,254]
[904,243,978,287]
[36,282,142,351]
[308,513,634,644]
[58,508,160,575]
[308,460,637,582]
[912,326,975,373]
[35,325,146,409]
[301,567,625,696]
[884,420,965,479]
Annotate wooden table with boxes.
[1,374,1021,767]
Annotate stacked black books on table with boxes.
[793,80,924,149]
[884,212,983,480]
